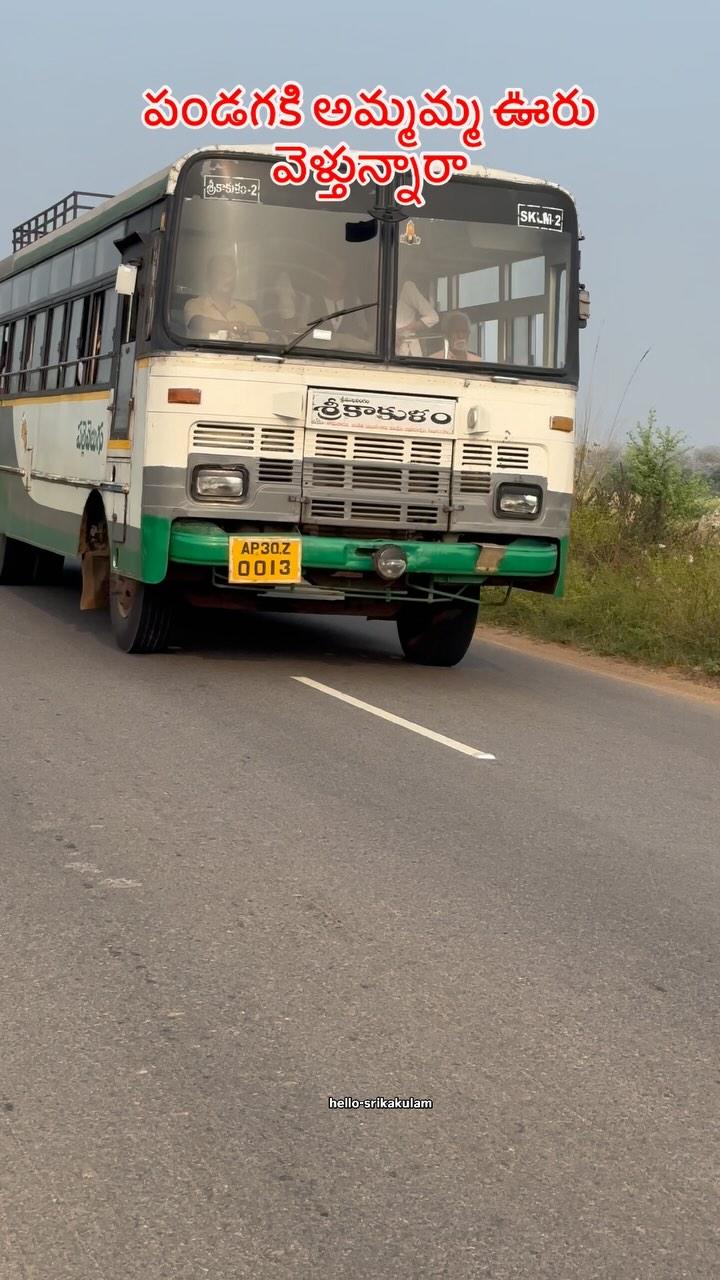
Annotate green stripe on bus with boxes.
[141,514,172,583]
[553,534,570,596]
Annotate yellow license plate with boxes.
[228,536,302,585]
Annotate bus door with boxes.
[104,286,138,544]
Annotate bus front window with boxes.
[394,183,573,372]
[168,157,381,355]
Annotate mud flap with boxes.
[79,511,110,611]
[80,552,110,610]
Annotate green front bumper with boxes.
[168,521,558,581]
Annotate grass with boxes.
[482,506,720,679]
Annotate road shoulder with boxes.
[475,625,720,707]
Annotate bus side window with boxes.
[95,289,118,384]
[63,297,90,388]
[81,291,104,386]
[8,319,27,394]
[19,315,34,392]
[26,311,48,392]
[0,323,11,393]
[120,287,139,346]
[144,238,160,341]
[45,305,67,390]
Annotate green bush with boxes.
[596,411,711,543]
[482,414,720,678]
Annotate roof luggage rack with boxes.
[12,191,113,251]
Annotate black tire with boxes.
[396,600,479,667]
[0,533,38,585]
[110,574,173,654]
[34,549,65,585]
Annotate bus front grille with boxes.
[454,440,531,496]
[305,461,443,496]
[303,428,451,530]
[191,423,299,455]
[307,498,442,527]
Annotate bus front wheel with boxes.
[0,533,38,585]
[110,574,173,654]
[396,600,479,667]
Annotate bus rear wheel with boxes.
[396,600,479,667]
[0,533,38,585]
[110,574,173,654]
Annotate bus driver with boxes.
[184,255,267,341]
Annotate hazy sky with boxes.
[3,0,718,443]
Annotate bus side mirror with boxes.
[579,283,590,328]
[115,263,138,296]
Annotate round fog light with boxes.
[373,544,407,581]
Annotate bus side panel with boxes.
[0,401,24,539]
[0,371,151,575]
[0,397,103,556]
[22,394,109,554]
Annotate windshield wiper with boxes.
[278,302,378,356]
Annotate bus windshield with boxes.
[168,157,381,356]
[168,155,575,374]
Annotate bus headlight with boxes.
[192,465,248,502]
[373,544,408,580]
[495,483,542,519]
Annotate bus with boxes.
[0,146,588,665]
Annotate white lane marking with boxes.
[292,677,496,761]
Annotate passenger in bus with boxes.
[184,255,267,341]
[259,268,313,336]
[431,311,482,362]
[314,260,371,339]
[395,280,439,356]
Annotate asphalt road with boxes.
[1,566,719,1279]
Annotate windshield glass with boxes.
[394,183,572,371]
[169,157,381,355]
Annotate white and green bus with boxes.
[0,146,587,664]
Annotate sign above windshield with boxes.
[202,174,260,202]
[517,203,564,232]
